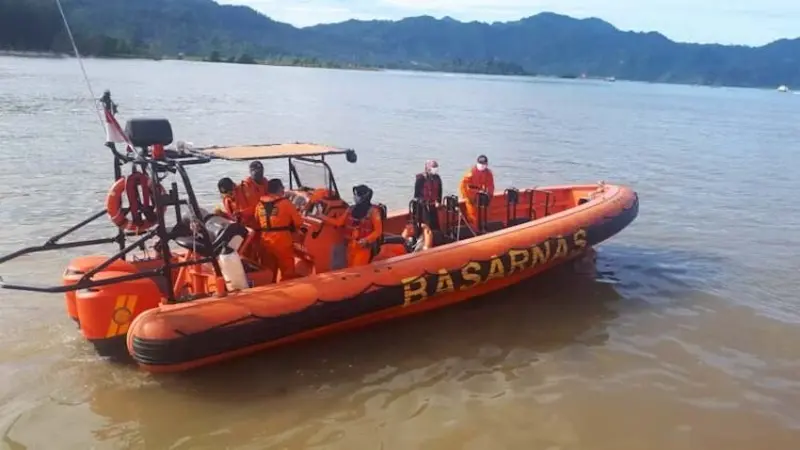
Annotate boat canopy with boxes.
[193,143,355,161]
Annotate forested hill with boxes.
[2,0,798,88]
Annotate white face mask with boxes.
[476,163,487,171]
[429,167,439,175]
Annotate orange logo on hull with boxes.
[401,229,588,307]
[106,295,138,338]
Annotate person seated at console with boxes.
[401,221,434,253]
[213,177,272,268]
[215,177,258,230]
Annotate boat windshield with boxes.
[291,158,333,191]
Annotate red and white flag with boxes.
[103,108,135,151]
[104,108,126,142]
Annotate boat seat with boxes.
[450,225,477,241]
[431,230,453,246]
[173,219,249,258]
[240,258,262,273]
[174,235,213,256]
[124,118,174,148]
[483,221,505,233]
[382,233,407,246]
[507,217,531,227]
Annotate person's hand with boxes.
[357,238,370,248]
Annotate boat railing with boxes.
[503,187,554,222]
[0,91,228,303]
[0,164,220,299]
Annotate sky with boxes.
[223,0,800,46]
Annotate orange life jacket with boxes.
[241,177,267,207]
[222,187,248,216]
[257,195,298,233]
[420,175,440,203]
[347,206,380,241]
[460,166,494,201]
[467,167,492,191]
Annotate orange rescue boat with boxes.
[0,90,639,373]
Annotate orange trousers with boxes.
[346,241,373,267]
[241,234,264,265]
[463,200,479,229]
[260,234,297,281]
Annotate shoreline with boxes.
[0,51,789,91]
[0,50,67,58]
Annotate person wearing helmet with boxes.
[321,184,384,267]
[458,154,495,228]
[413,159,443,230]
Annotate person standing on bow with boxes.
[255,178,304,281]
[321,184,384,267]
[413,159,443,231]
[459,154,495,228]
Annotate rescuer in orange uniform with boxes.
[459,154,495,228]
[213,177,267,266]
[241,161,268,201]
[413,159,443,230]
[216,177,259,229]
[321,184,383,267]
[254,178,304,281]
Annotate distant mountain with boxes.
[2,0,798,88]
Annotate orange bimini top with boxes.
[125,183,639,374]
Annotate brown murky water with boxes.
[1,56,799,449]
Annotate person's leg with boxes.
[463,201,478,229]
[347,241,373,267]
[424,203,440,230]
[275,249,298,280]
[261,237,296,281]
